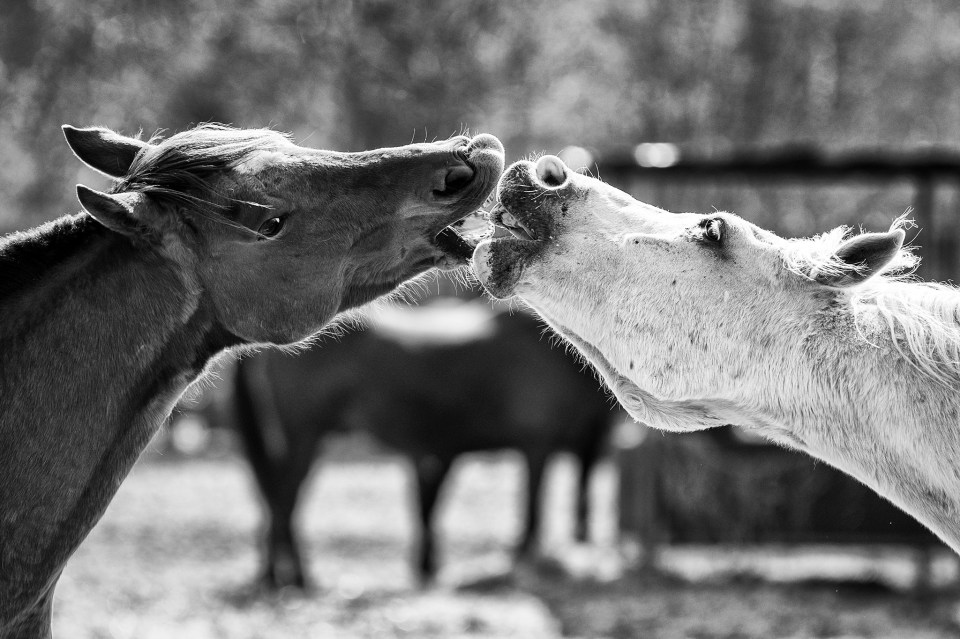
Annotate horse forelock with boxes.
[111,125,293,222]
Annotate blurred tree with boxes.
[322,0,510,149]
[0,0,42,73]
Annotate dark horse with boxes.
[232,301,620,588]
[0,124,503,637]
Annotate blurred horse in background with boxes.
[232,300,620,588]
[0,124,502,638]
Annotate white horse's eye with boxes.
[699,217,724,243]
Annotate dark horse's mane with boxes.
[0,125,292,303]
[0,214,104,304]
[114,124,293,214]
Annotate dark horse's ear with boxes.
[76,185,155,239]
[62,125,149,179]
[813,228,905,288]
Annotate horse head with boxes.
[473,155,910,433]
[63,124,503,345]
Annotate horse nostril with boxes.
[535,155,567,187]
[441,164,474,194]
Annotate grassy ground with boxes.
[52,438,960,638]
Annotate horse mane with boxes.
[780,215,960,388]
[113,124,293,216]
[0,214,106,305]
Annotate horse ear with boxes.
[76,185,154,238]
[813,228,906,288]
[62,125,149,179]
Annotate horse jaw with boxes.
[512,237,719,427]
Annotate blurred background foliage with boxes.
[3,0,960,241]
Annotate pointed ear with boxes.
[77,185,155,239]
[813,228,906,287]
[62,125,149,179]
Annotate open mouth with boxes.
[432,190,499,264]
[490,203,540,241]
[428,134,505,266]
[436,191,544,263]
[480,157,564,251]
[470,157,565,299]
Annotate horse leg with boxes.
[516,450,549,560]
[413,454,452,585]
[256,425,328,591]
[235,440,306,589]
[233,359,314,590]
[262,480,308,590]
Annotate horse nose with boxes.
[440,163,475,195]
[535,155,567,188]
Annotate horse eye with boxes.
[257,216,285,239]
[699,217,724,243]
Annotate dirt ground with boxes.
[51,438,960,639]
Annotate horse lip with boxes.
[464,133,505,163]
[433,225,477,264]
[460,134,505,201]
[430,200,493,263]
[434,134,504,200]
[471,236,534,299]
[426,134,503,265]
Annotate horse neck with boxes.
[0,214,229,622]
[760,301,960,552]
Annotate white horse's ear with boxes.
[77,185,155,239]
[813,228,905,288]
[63,125,149,179]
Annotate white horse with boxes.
[473,155,960,554]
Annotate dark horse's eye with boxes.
[257,216,285,239]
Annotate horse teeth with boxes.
[483,192,496,208]
[517,221,537,241]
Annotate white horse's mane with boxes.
[779,215,960,388]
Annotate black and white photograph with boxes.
[3,2,960,637]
